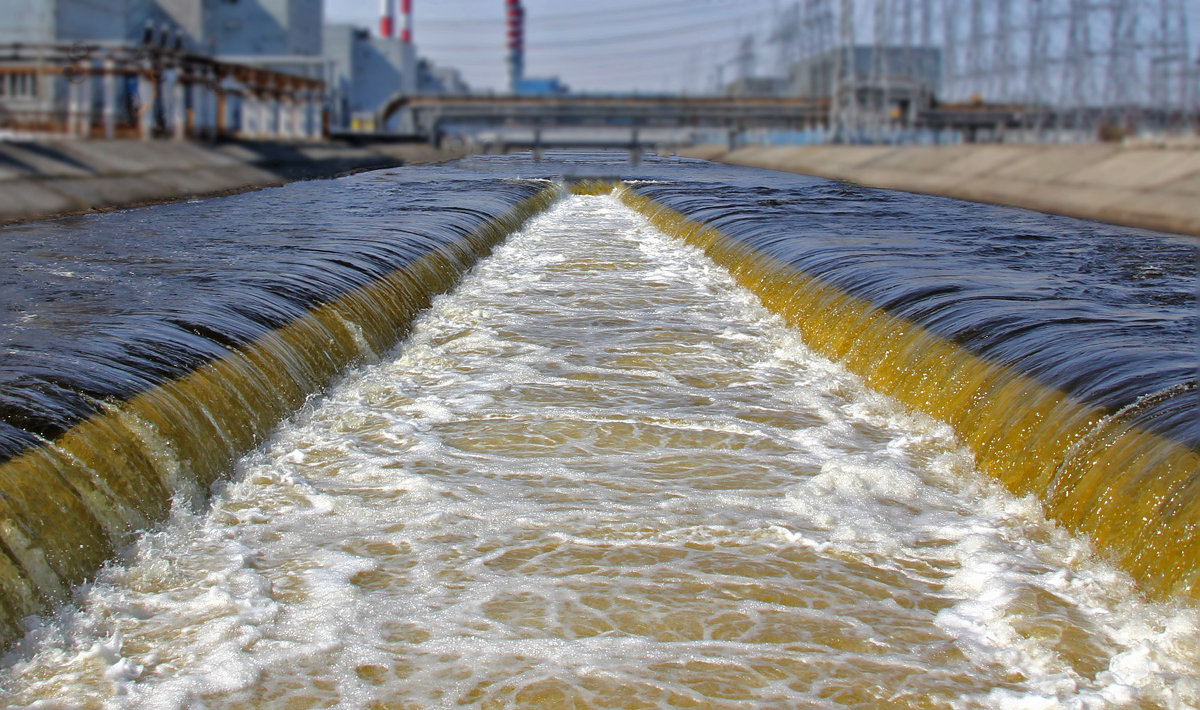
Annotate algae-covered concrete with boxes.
[0,140,464,224]
[683,143,1200,238]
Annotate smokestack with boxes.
[379,0,394,38]
[400,0,413,44]
[506,0,523,93]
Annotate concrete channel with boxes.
[683,141,1200,239]
[0,139,467,225]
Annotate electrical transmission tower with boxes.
[869,0,892,141]
[831,0,858,141]
[1150,0,1196,130]
[781,0,1196,143]
[770,3,804,77]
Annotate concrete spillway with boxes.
[0,154,1196,705]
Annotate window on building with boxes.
[3,73,38,99]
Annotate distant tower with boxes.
[506,0,524,92]
[831,0,857,141]
[379,0,393,38]
[400,0,413,44]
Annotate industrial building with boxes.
[323,19,467,132]
[0,0,329,139]
[0,0,462,138]
[141,0,323,56]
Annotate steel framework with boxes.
[767,0,1198,140]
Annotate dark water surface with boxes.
[629,178,1198,447]
[5,154,1192,457]
[0,169,549,458]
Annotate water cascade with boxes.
[615,180,1199,600]
[0,176,559,643]
[0,156,1196,705]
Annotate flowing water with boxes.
[1,186,1197,708]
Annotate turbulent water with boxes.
[1,192,1196,708]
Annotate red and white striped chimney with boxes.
[506,0,523,92]
[379,0,394,38]
[400,0,413,44]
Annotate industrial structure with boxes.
[0,0,465,138]
[504,0,566,96]
[0,0,328,140]
[1,0,1195,144]
[0,0,331,139]
[759,0,1198,141]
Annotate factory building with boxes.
[324,0,471,132]
[0,0,126,129]
[0,0,456,138]
[144,0,322,56]
[0,0,328,139]
[0,0,125,43]
[323,23,415,131]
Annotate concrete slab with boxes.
[863,146,972,173]
[0,180,80,221]
[988,144,1121,182]
[1159,170,1200,196]
[939,146,1029,177]
[0,143,97,178]
[1066,149,1200,190]
[0,139,460,224]
[49,175,181,209]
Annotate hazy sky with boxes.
[323,0,782,94]
[324,1,1200,99]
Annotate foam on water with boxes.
[1,194,1197,708]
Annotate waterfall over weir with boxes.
[0,171,558,642]
[0,154,1197,706]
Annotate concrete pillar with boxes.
[277,95,288,138]
[67,72,82,137]
[260,95,273,138]
[291,99,302,140]
[194,69,209,140]
[239,94,254,138]
[138,71,155,140]
[80,63,95,137]
[304,94,317,141]
[207,71,219,140]
[282,98,293,139]
[171,70,185,140]
[102,60,116,140]
[216,79,228,138]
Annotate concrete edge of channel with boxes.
[680,143,1200,239]
[0,140,467,226]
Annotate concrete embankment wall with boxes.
[0,140,460,224]
[683,143,1200,238]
